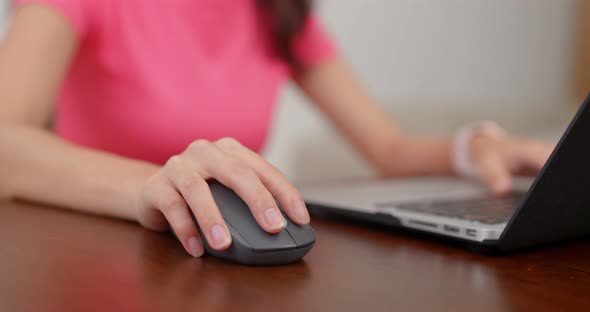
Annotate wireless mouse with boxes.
[193,180,316,266]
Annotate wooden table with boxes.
[1,201,589,312]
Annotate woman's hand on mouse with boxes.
[135,138,310,257]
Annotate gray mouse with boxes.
[191,180,316,266]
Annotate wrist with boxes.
[126,163,161,222]
[379,135,454,177]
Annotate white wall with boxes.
[319,0,577,104]
[0,0,8,37]
[263,0,579,182]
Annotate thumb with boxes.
[475,152,512,196]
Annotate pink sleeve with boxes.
[292,15,338,67]
[14,0,92,36]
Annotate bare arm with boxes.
[0,6,308,259]
[0,5,158,220]
[295,56,453,177]
[296,56,553,194]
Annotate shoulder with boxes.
[12,0,114,37]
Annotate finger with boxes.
[210,162,286,233]
[475,151,512,196]
[146,179,204,257]
[510,140,553,175]
[215,138,310,224]
[166,156,232,251]
[188,143,286,233]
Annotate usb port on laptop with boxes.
[443,225,459,233]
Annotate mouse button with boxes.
[284,221,317,248]
[226,218,297,253]
[208,182,251,219]
[250,233,297,253]
[208,181,297,252]
[225,222,251,249]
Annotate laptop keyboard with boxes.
[375,192,526,225]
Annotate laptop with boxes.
[300,94,590,251]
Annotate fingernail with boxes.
[264,208,286,230]
[294,200,310,224]
[209,224,231,249]
[188,236,204,257]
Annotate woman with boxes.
[0,0,552,257]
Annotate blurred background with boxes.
[0,0,588,182]
[0,0,7,35]
[264,0,588,182]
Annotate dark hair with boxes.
[257,0,313,70]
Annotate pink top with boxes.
[16,0,336,164]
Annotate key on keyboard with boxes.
[375,192,525,224]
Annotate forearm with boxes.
[381,135,453,177]
[298,56,454,178]
[0,124,159,221]
[312,95,454,178]
[0,7,160,222]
